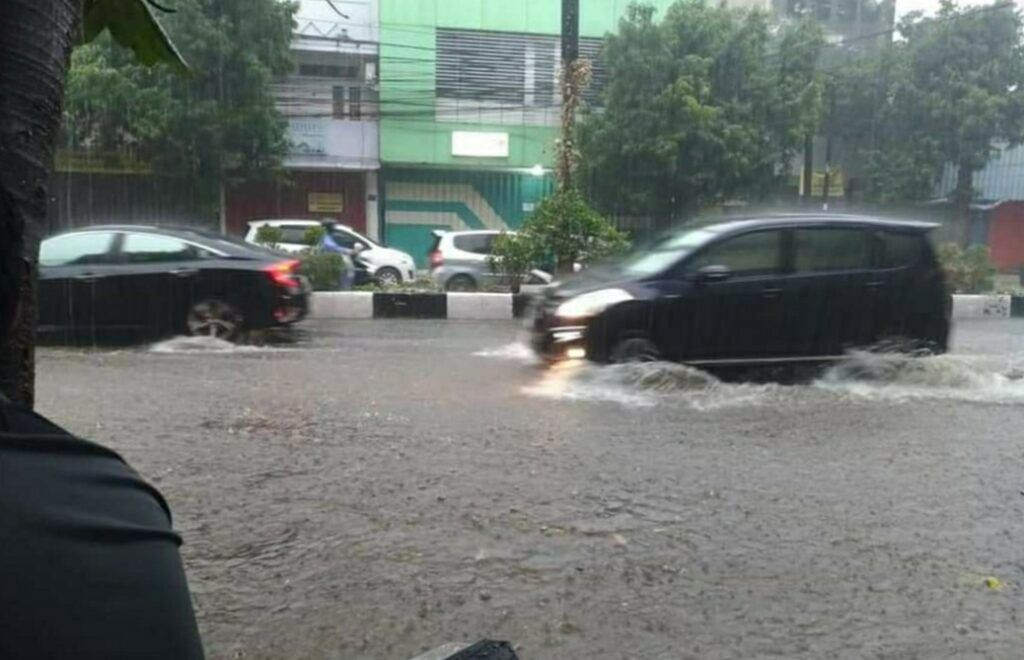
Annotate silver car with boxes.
[428,229,552,292]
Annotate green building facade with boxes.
[378,0,677,263]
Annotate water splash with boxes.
[523,361,776,410]
[473,342,539,364]
[815,351,1024,404]
[149,336,276,354]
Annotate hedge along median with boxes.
[309,292,1024,321]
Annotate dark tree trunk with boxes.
[0,0,79,406]
[953,159,974,247]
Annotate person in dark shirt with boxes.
[0,252,205,659]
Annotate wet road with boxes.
[35,319,1024,659]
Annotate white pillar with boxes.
[365,170,380,241]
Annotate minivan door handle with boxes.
[761,287,783,299]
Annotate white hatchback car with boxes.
[245,219,417,285]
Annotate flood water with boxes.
[35,319,1024,659]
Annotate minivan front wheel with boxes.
[611,336,661,363]
[186,300,242,341]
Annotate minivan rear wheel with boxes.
[611,336,661,363]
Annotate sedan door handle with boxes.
[170,268,198,278]
[864,281,885,289]
[73,273,100,282]
[761,287,783,299]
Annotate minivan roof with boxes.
[701,214,939,234]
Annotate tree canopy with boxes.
[63,0,297,208]
[823,0,1024,211]
[578,0,824,223]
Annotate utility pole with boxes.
[557,0,588,191]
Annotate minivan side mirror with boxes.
[696,264,732,284]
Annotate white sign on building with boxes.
[451,131,510,158]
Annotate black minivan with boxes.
[532,215,950,365]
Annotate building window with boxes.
[349,87,362,119]
[299,63,359,79]
[332,86,346,119]
[435,29,607,112]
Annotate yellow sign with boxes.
[308,192,344,213]
[799,169,845,198]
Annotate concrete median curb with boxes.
[309,292,1024,321]
[310,291,531,320]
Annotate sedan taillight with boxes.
[265,259,300,288]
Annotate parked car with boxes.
[245,219,416,286]
[532,215,950,364]
[428,229,553,292]
[38,226,310,342]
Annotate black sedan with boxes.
[38,225,310,342]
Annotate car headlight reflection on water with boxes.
[555,288,633,319]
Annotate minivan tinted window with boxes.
[690,230,781,275]
[880,231,923,268]
[793,228,871,273]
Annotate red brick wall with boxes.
[225,171,366,236]
[988,201,1024,271]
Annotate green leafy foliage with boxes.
[491,189,630,278]
[836,2,1024,210]
[488,232,538,294]
[80,0,187,71]
[300,253,345,291]
[64,0,298,210]
[937,242,997,293]
[253,225,283,248]
[303,225,326,248]
[578,1,824,221]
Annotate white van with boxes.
[245,219,417,285]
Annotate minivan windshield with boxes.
[620,228,718,275]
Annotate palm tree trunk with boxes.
[954,158,974,248]
[0,0,79,406]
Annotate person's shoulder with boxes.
[0,398,124,460]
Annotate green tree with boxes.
[578,1,824,224]
[851,2,1024,236]
[63,0,297,212]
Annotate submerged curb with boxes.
[309,292,1024,321]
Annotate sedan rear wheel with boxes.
[611,336,661,363]
[186,300,242,341]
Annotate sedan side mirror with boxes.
[696,264,732,284]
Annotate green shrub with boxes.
[300,252,344,291]
[489,188,631,283]
[937,242,996,293]
[254,225,284,249]
[488,231,538,293]
[303,225,326,247]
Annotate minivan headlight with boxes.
[556,288,633,319]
